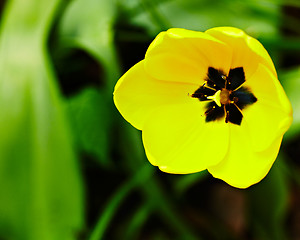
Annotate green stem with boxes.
[88,165,153,240]
[124,200,154,240]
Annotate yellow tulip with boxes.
[113,27,293,188]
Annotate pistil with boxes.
[219,89,231,105]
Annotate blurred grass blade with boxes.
[124,201,153,240]
[89,165,153,240]
[143,179,200,240]
[0,0,83,239]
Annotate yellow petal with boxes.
[206,27,277,80]
[246,64,292,114]
[241,64,293,151]
[145,52,207,85]
[113,60,197,130]
[142,103,229,172]
[208,124,283,188]
[144,28,232,85]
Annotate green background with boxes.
[0,0,300,239]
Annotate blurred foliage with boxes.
[0,0,300,239]
[0,0,83,240]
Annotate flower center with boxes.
[220,89,231,105]
[191,67,257,125]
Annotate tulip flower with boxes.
[113,27,292,188]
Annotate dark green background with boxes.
[0,0,300,239]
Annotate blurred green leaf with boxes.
[58,0,122,169]
[67,87,111,166]
[0,0,83,239]
[280,67,300,140]
[259,36,300,51]
[248,158,288,240]
[128,0,280,36]
[58,0,120,89]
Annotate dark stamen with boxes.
[227,67,246,90]
[207,67,226,89]
[191,67,257,126]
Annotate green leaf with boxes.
[0,1,83,239]
[58,0,121,167]
[67,87,111,166]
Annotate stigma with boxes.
[207,88,232,107]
